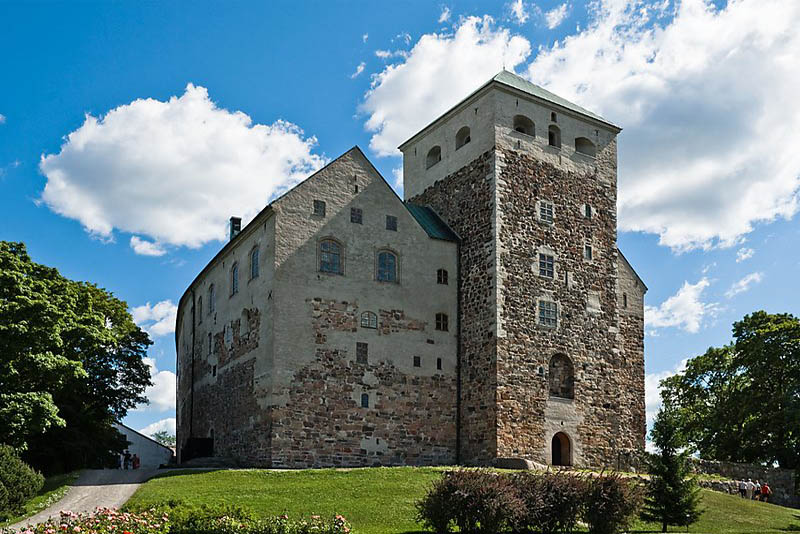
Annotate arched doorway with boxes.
[551,432,571,466]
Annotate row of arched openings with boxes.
[319,238,399,282]
[197,247,260,324]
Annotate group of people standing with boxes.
[119,450,140,470]
[738,478,772,502]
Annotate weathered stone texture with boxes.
[693,459,798,508]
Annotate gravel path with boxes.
[9,469,160,531]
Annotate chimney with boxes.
[229,217,242,241]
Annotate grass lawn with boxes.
[0,471,80,527]
[126,467,800,534]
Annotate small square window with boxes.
[386,215,398,231]
[584,245,593,261]
[313,200,326,216]
[538,254,554,278]
[538,300,558,328]
[540,201,554,224]
[435,313,449,332]
[436,357,442,370]
[356,342,368,364]
[351,207,363,224]
[413,356,421,367]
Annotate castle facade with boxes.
[175,71,647,468]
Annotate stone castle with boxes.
[175,70,647,468]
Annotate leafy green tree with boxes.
[661,311,800,469]
[0,241,153,473]
[152,431,176,447]
[641,407,702,532]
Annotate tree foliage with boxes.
[660,311,800,469]
[0,241,153,473]
[152,431,176,447]
[641,407,702,532]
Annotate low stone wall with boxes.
[691,459,798,508]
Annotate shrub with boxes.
[582,472,643,534]
[0,444,44,519]
[511,471,585,534]
[416,469,523,534]
[1,508,170,534]
[126,500,255,534]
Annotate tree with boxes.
[0,242,153,473]
[641,407,702,532]
[152,431,176,447]
[661,311,800,469]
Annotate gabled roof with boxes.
[405,203,459,242]
[618,248,648,292]
[399,70,620,151]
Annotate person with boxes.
[123,450,131,470]
[118,453,123,469]
[132,453,140,470]
[753,480,761,500]
[746,478,755,500]
[761,482,772,503]
[739,479,747,498]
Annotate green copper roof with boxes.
[405,203,459,242]
[492,70,616,127]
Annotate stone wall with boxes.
[692,459,798,508]
[411,149,499,464]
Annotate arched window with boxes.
[361,393,370,408]
[361,311,378,329]
[455,126,471,150]
[549,353,575,399]
[319,239,343,274]
[435,313,449,332]
[513,115,534,136]
[208,284,216,313]
[552,432,571,466]
[548,125,561,148]
[250,247,260,279]
[426,146,442,169]
[197,296,203,324]
[437,268,448,285]
[230,263,239,295]
[377,250,398,282]
[575,137,596,157]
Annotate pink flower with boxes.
[73,527,81,532]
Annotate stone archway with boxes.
[552,432,571,466]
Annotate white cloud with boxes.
[725,271,763,298]
[736,247,755,262]
[645,359,688,427]
[138,357,176,412]
[130,236,166,256]
[644,278,717,333]
[361,16,531,157]
[350,62,366,79]
[391,166,404,193]
[40,84,326,249]
[544,3,569,29]
[132,300,178,337]
[509,0,529,24]
[362,33,369,43]
[439,6,451,23]
[139,417,176,438]
[526,0,800,251]
[0,114,5,124]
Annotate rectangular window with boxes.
[623,293,628,308]
[437,357,442,370]
[540,201,554,224]
[538,254,554,278]
[584,244,593,260]
[538,300,558,328]
[585,205,593,218]
[386,215,398,231]
[212,365,217,377]
[313,200,326,216]
[413,356,421,367]
[351,207,363,224]
[435,313,449,332]
[356,342,368,364]
[437,268,448,285]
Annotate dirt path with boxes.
[9,469,160,531]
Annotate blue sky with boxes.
[1,0,798,438]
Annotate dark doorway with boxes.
[552,432,571,466]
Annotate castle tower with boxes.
[401,71,646,467]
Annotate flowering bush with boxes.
[2,508,170,534]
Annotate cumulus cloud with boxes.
[362,33,369,43]
[350,62,366,79]
[509,0,529,24]
[645,278,718,333]
[544,3,569,29]
[439,6,451,23]
[0,114,5,124]
[137,357,176,412]
[139,417,176,438]
[645,359,688,427]
[40,84,326,249]
[132,300,178,337]
[361,16,531,156]
[527,0,800,251]
[736,247,754,262]
[130,236,166,256]
[726,272,763,298]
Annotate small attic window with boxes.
[426,146,442,169]
[551,112,557,122]
[548,125,562,149]
[513,115,534,136]
[575,137,596,157]
[455,126,471,150]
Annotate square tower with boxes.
[401,71,646,467]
